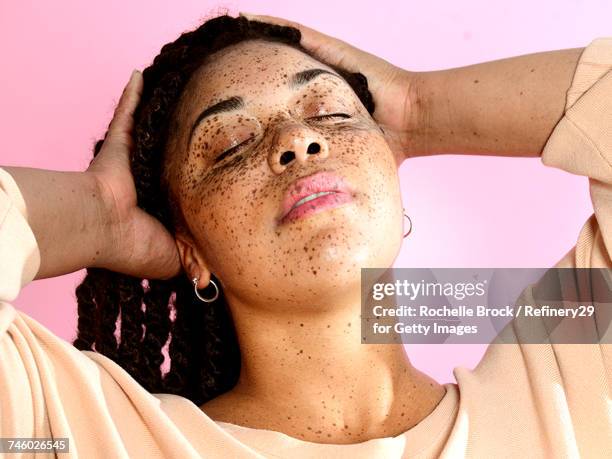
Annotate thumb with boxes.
[97,70,143,168]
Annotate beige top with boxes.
[1,37,612,459]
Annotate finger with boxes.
[239,13,349,61]
[107,70,143,144]
[239,13,339,52]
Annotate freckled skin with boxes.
[164,40,445,444]
[169,41,403,309]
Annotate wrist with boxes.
[88,172,127,271]
[403,70,450,157]
[375,68,424,161]
[401,70,434,157]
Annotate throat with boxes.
[201,364,446,445]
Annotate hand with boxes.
[87,71,181,280]
[241,13,418,163]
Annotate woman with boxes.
[0,13,610,458]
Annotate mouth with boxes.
[277,170,355,226]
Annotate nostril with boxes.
[280,150,295,166]
[307,142,321,154]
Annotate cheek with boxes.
[181,124,402,293]
[326,124,400,197]
[181,154,272,274]
[347,131,400,219]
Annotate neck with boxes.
[203,287,446,443]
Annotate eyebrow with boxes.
[290,68,338,88]
[188,96,244,142]
[188,68,340,146]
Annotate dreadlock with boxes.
[73,14,375,406]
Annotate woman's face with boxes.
[168,39,403,310]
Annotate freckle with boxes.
[473,79,479,83]
[520,91,524,96]
[530,68,535,72]
[300,323,304,327]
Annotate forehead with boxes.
[181,40,336,113]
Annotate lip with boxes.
[277,170,355,225]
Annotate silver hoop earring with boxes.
[403,208,413,238]
[192,277,220,303]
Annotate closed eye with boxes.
[308,113,352,121]
[215,136,256,163]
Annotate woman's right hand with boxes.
[88,71,181,280]
[240,13,420,164]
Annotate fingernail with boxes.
[129,69,140,84]
[239,11,256,19]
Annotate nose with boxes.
[268,122,329,174]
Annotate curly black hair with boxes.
[73,14,375,406]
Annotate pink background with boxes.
[1,0,609,384]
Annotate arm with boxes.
[241,14,584,160]
[1,70,181,282]
[1,166,112,280]
[409,47,585,157]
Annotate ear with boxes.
[175,232,212,289]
